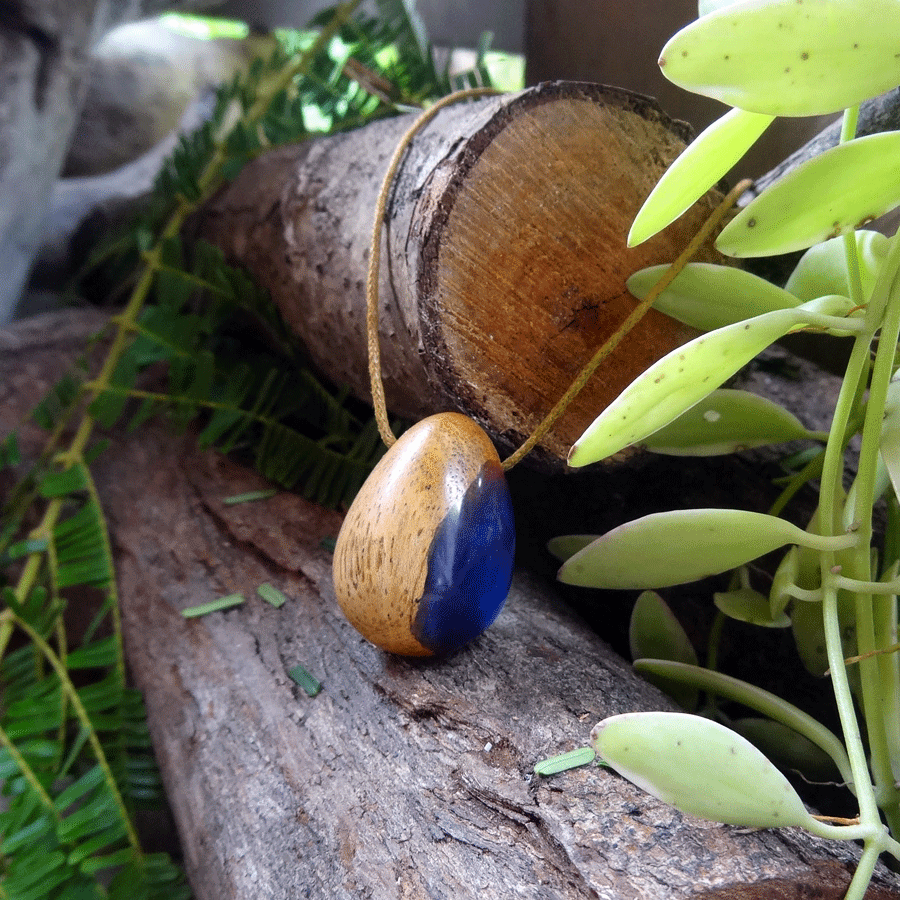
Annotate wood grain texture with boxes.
[4,309,900,899]
[198,81,728,469]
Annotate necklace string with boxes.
[366,88,751,471]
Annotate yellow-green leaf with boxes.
[659,0,900,116]
[628,263,800,332]
[568,296,854,466]
[641,389,814,456]
[628,108,774,246]
[547,534,600,562]
[714,587,791,627]
[557,508,854,590]
[785,231,888,302]
[592,712,819,828]
[717,132,900,257]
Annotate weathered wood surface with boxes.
[4,309,900,899]
[198,80,728,469]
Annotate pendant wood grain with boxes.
[332,413,515,656]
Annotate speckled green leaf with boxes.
[591,712,819,828]
[730,718,840,780]
[628,108,774,246]
[558,508,852,590]
[659,0,900,116]
[628,262,800,331]
[569,296,853,466]
[717,133,900,258]
[641,389,814,456]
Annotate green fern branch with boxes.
[0,4,487,896]
[2,609,141,851]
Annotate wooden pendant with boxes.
[332,413,515,656]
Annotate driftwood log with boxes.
[4,309,900,899]
[198,81,727,468]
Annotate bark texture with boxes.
[3,309,900,899]
[199,81,728,468]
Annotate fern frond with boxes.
[0,845,71,900]
[52,498,114,593]
[253,415,385,506]
[31,373,84,432]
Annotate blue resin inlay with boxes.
[412,460,515,655]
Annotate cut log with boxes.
[4,309,900,899]
[198,81,728,468]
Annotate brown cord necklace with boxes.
[331,88,747,656]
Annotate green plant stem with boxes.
[873,586,900,802]
[815,286,893,853]
[705,609,725,673]
[768,447,827,518]
[840,106,864,310]
[840,837,890,900]
[807,211,885,838]
[846,230,900,839]
[821,585,878,818]
[835,573,900,595]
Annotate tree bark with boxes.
[4,309,900,900]
[198,81,728,469]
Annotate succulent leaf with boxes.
[568,296,853,466]
[714,587,791,627]
[698,0,743,15]
[659,0,900,116]
[629,591,699,709]
[730,717,841,780]
[640,389,813,456]
[717,133,900,258]
[628,108,774,246]
[591,712,819,828]
[628,262,801,331]
[546,534,599,562]
[785,231,888,303]
[558,508,831,590]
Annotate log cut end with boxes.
[199,82,732,470]
[414,82,725,466]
